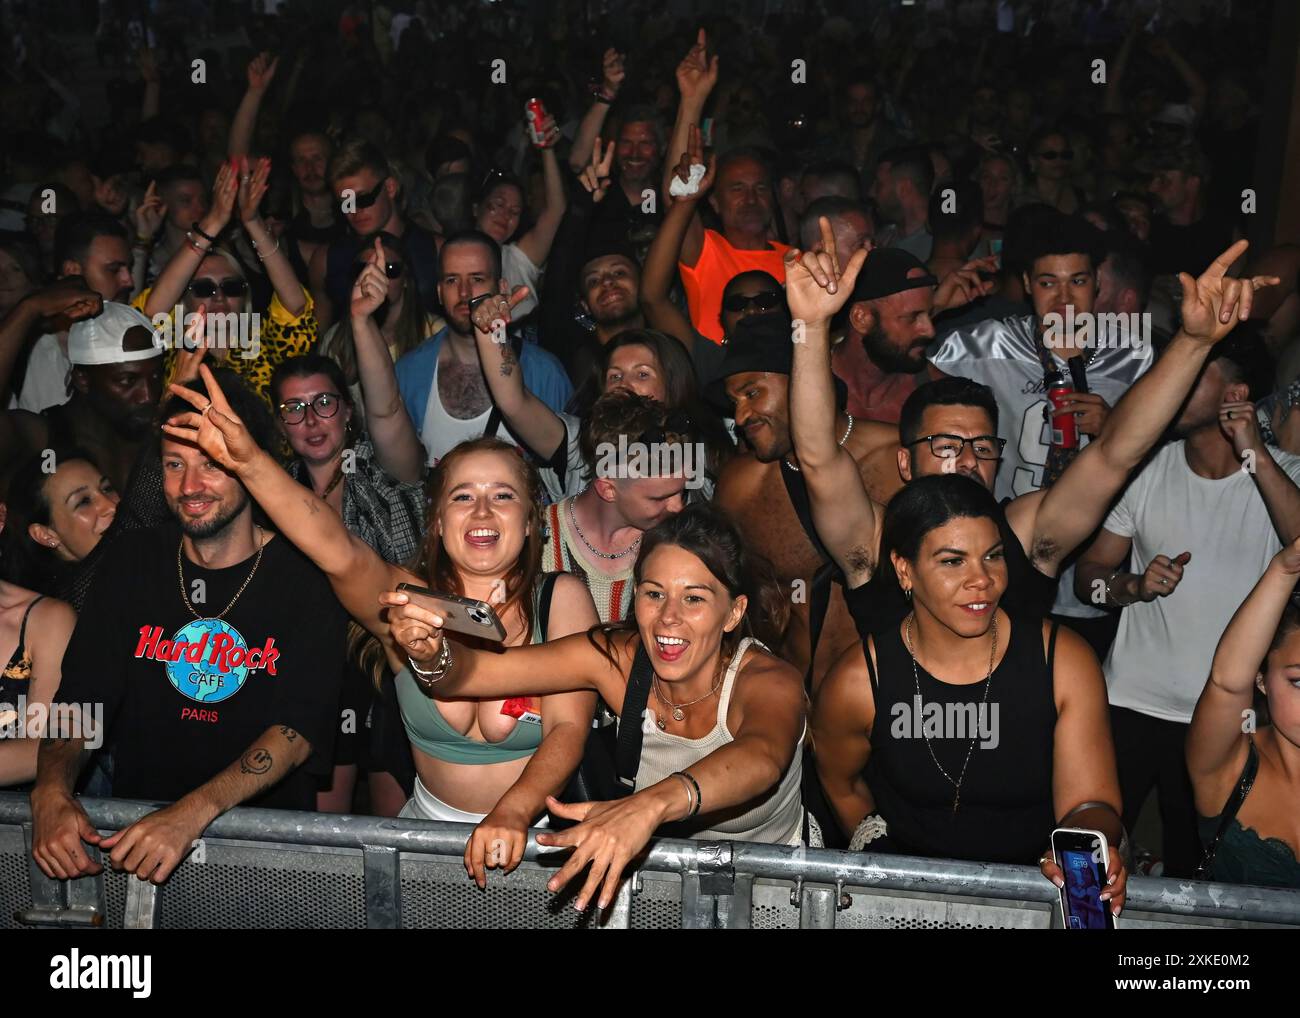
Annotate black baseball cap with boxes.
[848,247,937,302]
[705,313,847,410]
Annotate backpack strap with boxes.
[614,642,655,796]
[778,464,841,691]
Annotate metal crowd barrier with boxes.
[3,792,1298,930]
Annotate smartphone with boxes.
[1051,827,1116,929]
[394,584,507,642]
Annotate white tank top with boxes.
[420,356,518,464]
[632,636,805,846]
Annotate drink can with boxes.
[525,98,548,145]
[1046,370,1078,449]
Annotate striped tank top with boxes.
[541,497,635,623]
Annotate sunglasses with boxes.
[188,278,248,299]
[351,259,404,280]
[352,176,389,210]
[1036,149,1074,161]
[277,392,343,425]
[722,291,783,314]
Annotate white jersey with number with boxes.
[928,313,1154,618]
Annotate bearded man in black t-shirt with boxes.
[30,369,346,885]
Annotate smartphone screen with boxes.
[1059,846,1110,929]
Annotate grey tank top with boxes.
[632,637,805,846]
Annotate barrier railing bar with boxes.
[3,793,1298,927]
[123,879,159,930]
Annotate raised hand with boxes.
[601,47,625,97]
[161,363,259,472]
[1178,240,1280,346]
[351,237,390,320]
[29,276,102,324]
[676,28,719,103]
[470,280,530,335]
[666,123,716,206]
[1138,551,1191,601]
[531,112,562,150]
[783,215,870,326]
[236,155,272,224]
[579,137,615,203]
[133,179,165,239]
[172,304,208,388]
[207,160,239,233]
[247,51,279,92]
[933,254,998,312]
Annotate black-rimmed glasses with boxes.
[907,434,1006,460]
[278,392,343,424]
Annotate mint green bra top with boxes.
[394,580,549,765]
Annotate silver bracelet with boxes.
[408,640,452,689]
[1103,569,1133,607]
[252,234,281,261]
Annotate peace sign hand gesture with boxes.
[1179,240,1280,347]
[579,137,615,203]
[161,363,260,473]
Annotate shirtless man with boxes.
[710,312,902,694]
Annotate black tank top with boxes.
[844,499,1058,643]
[864,613,1059,864]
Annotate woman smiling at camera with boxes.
[162,365,600,888]
[813,474,1128,916]
[382,502,805,913]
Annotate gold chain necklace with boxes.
[904,611,998,814]
[651,660,724,730]
[177,526,266,620]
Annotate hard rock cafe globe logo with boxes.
[165,619,250,704]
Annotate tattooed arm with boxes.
[97,725,312,884]
[469,286,567,459]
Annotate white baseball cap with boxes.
[67,302,164,366]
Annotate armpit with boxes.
[845,546,876,578]
[1029,536,1059,569]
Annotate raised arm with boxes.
[786,219,883,587]
[161,365,406,637]
[469,283,567,459]
[567,48,623,173]
[237,156,306,316]
[138,47,160,121]
[0,279,102,403]
[1225,402,1300,546]
[514,125,568,269]
[667,29,718,267]
[143,161,238,318]
[812,641,877,837]
[348,242,425,482]
[1189,541,1300,794]
[228,52,278,159]
[1009,240,1281,575]
[640,127,714,349]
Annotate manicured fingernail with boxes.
[1053,877,1064,888]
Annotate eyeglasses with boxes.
[1036,149,1074,161]
[722,291,783,314]
[188,278,249,299]
[277,392,343,424]
[352,176,389,210]
[907,434,1006,460]
[351,259,404,280]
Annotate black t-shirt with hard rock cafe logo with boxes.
[56,522,347,809]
